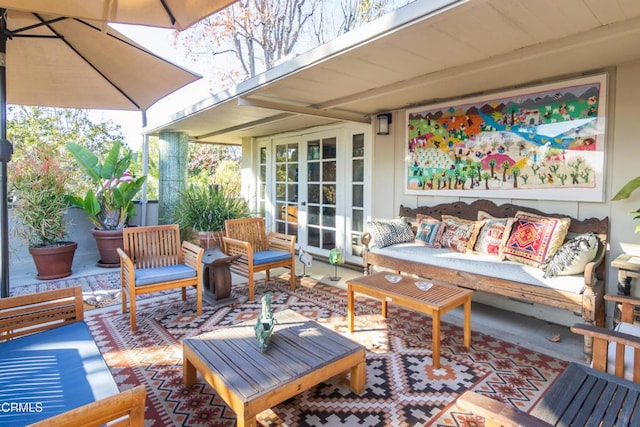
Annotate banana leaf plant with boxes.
[66,141,146,230]
[612,176,640,233]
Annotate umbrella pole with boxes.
[0,9,13,298]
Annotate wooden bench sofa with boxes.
[362,199,609,357]
[0,287,146,426]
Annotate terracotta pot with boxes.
[29,241,77,280]
[92,228,124,267]
[198,231,223,249]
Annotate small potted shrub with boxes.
[66,141,146,266]
[10,155,77,280]
[173,184,250,248]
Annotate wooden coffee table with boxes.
[183,309,366,427]
[347,272,472,369]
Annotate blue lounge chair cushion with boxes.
[135,264,197,286]
[0,322,118,425]
[253,250,292,266]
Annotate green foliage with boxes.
[66,141,146,230]
[9,156,70,247]
[173,184,250,232]
[613,176,640,233]
[7,106,126,194]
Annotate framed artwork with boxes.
[405,73,607,201]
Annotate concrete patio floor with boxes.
[9,254,587,365]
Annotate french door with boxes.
[257,125,369,264]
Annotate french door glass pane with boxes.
[308,163,320,181]
[308,227,320,247]
[353,159,363,182]
[322,206,336,228]
[322,138,336,159]
[352,184,363,207]
[352,209,363,231]
[322,229,335,249]
[322,161,336,181]
[308,184,320,203]
[308,140,320,160]
[322,184,336,204]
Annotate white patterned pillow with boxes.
[367,219,415,248]
[542,233,599,278]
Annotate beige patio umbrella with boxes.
[0,9,205,297]
[0,0,235,30]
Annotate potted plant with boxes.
[66,141,146,266]
[9,155,77,280]
[173,183,250,249]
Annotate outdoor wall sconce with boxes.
[376,113,392,135]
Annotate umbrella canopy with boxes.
[0,0,236,30]
[0,9,204,297]
[6,10,200,110]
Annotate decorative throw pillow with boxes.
[503,211,571,267]
[542,233,599,278]
[366,218,415,248]
[474,211,514,257]
[439,215,483,253]
[414,217,445,247]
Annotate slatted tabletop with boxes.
[531,362,640,426]
[347,272,472,369]
[183,309,366,427]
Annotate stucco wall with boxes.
[370,63,640,325]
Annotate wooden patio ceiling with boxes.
[147,0,640,144]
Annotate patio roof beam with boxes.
[316,14,640,111]
[194,112,294,140]
[238,97,370,124]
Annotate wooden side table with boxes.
[612,253,640,295]
[201,247,241,305]
[611,253,640,325]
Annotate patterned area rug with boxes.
[85,279,568,426]
[10,272,122,308]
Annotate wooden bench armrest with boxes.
[222,236,253,258]
[181,241,205,270]
[266,231,296,254]
[29,385,147,427]
[0,287,83,340]
[583,239,606,288]
[456,391,552,427]
[117,247,135,288]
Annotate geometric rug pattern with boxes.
[85,278,568,426]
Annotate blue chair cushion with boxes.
[135,264,197,286]
[253,250,292,266]
[0,322,118,425]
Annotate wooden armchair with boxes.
[30,385,146,427]
[222,217,296,300]
[117,224,204,331]
[572,294,640,382]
